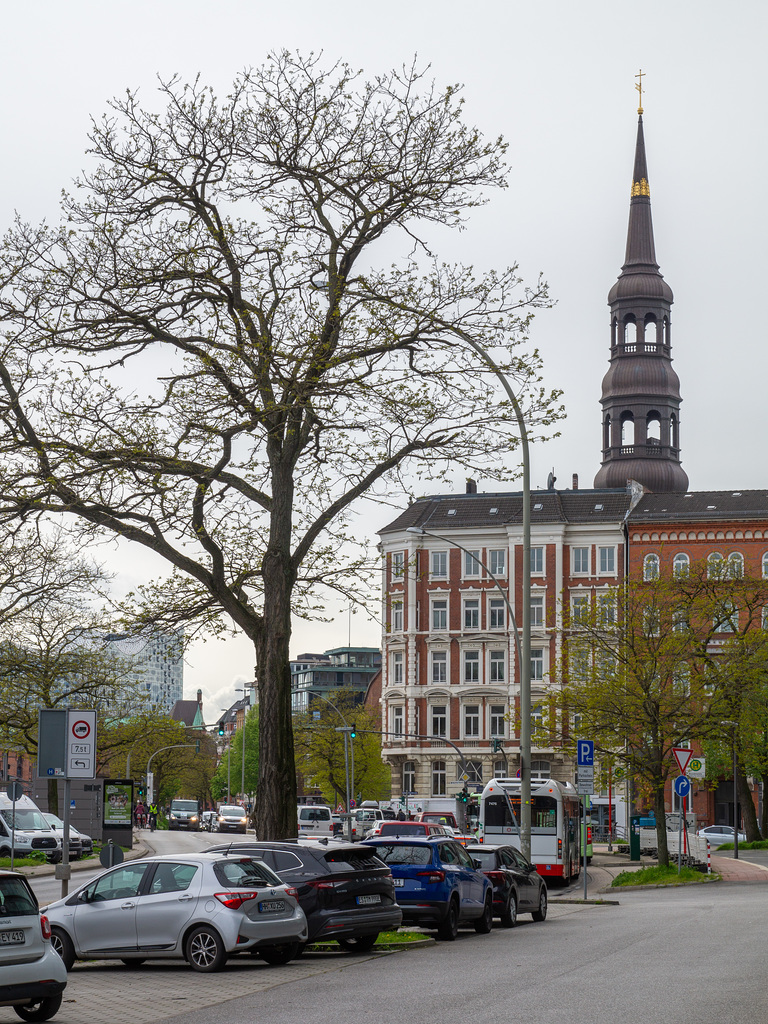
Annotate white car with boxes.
[42,814,93,860]
[0,869,67,1021]
[696,825,747,847]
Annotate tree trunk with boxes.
[738,768,759,841]
[47,778,59,815]
[653,783,669,867]
[761,773,768,839]
[255,495,298,839]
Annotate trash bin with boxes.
[629,814,642,861]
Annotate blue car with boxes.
[363,837,492,940]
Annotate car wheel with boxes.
[50,927,75,971]
[120,958,146,968]
[474,892,493,934]
[13,993,63,1022]
[337,934,378,953]
[258,941,300,965]
[185,926,227,972]
[500,891,518,928]
[437,897,459,941]
[532,886,548,922]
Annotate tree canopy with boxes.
[0,53,562,837]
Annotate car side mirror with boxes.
[472,858,481,869]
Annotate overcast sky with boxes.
[3,1,765,715]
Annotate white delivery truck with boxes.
[0,791,60,861]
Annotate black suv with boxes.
[210,840,402,951]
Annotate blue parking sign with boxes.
[577,740,594,766]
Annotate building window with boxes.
[464,650,480,682]
[431,598,448,631]
[599,546,616,574]
[673,552,690,577]
[531,649,544,681]
[493,759,508,778]
[391,551,405,579]
[571,594,589,625]
[464,549,481,577]
[573,547,589,574]
[531,547,544,574]
[431,651,447,684]
[598,594,616,626]
[431,705,447,737]
[391,705,404,736]
[531,702,544,735]
[489,549,506,577]
[432,760,446,796]
[402,761,415,794]
[530,759,551,780]
[714,600,738,633]
[464,704,480,737]
[391,600,403,632]
[392,651,404,685]
[728,552,744,579]
[763,553,768,579]
[431,550,448,579]
[463,598,480,630]
[531,595,544,628]
[643,553,660,581]
[489,650,505,682]
[458,760,483,784]
[707,552,724,579]
[490,704,506,737]
[489,598,506,629]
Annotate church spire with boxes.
[594,86,688,493]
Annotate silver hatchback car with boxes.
[0,869,67,1021]
[45,853,307,972]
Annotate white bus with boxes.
[477,777,581,884]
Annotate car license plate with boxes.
[356,894,381,905]
[393,878,405,887]
[259,900,286,913]
[0,930,24,945]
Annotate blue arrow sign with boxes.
[577,740,594,766]
[673,775,691,798]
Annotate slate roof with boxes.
[378,488,633,535]
[170,699,203,728]
[627,490,768,524]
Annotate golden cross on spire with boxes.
[635,68,645,114]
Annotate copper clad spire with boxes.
[594,88,688,493]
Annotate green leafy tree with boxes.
[0,54,561,838]
[293,693,389,805]
[556,561,768,865]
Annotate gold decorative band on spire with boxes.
[631,178,650,197]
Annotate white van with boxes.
[297,804,334,838]
[0,792,60,861]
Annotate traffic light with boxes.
[218,721,225,736]
[195,740,201,754]
[350,723,356,739]
[492,738,503,753]
[460,786,469,803]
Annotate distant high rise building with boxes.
[104,630,184,711]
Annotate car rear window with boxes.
[299,808,330,821]
[214,857,282,888]
[322,848,384,872]
[379,823,428,835]
[366,843,432,866]
[0,876,38,916]
[469,850,498,869]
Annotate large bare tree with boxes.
[0,53,561,837]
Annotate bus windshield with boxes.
[483,793,557,834]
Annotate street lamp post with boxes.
[303,689,353,840]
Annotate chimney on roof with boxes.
[466,478,477,494]
[573,473,579,490]
[196,688,202,709]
